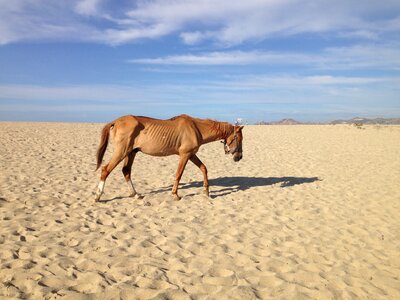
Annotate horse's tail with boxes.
[96,122,114,171]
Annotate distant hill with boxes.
[256,118,302,125]
[330,117,400,125]
[256,117,400,125]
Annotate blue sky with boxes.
[0,0,399,123]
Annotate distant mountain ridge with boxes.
[256,117,400,125]
[256,118,302,125]
[330,117,400,125]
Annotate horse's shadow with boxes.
[152,176,321,198]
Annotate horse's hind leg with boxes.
[190,154,209,197]
[95,145,127,202]
[122,149,141,198]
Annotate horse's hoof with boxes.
[94,194,101,202]
[133,193,144,200]
[203,190,210,198]
[172,194,181,201]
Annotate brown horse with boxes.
[94,114,244,202]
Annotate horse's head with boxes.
[224,125,244,162]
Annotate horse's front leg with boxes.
[172,154,190,200]
[190,154,209,197]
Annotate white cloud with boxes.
[1,0,400,45]
[102,23,174,45]
[180,31,209,45]
[323,44,400,70]
[1,75,398,102]
[129,51,313,65]
[218,75,397,90]
[338,30,379,40]
[116,0,400,45]
[0,0,101,44]
[129,44,400,71]
[0,84,146,102]
[75,0,102,16]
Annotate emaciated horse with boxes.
[95,114,244,202]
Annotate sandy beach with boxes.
[0,122,399,299]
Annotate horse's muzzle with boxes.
[233,152,242,162]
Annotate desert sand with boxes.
[0,122,399,299]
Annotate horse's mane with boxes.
[166,114,234,139]
[208,119,233,139]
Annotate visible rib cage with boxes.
[146,123,176,153]
[135,117,188,156]
[94,114,244,202]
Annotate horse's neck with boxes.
[196,120,233,144]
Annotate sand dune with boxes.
[0,122,399,299]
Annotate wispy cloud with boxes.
[129,44,400,71]
[0,84,146,102]
[0,1,99,44]
[1,0,400,45]
[1,74,399,122]
[129,51,303,65]
[1,75,398,101]
[221,75,397,89]
[74,0,103,16]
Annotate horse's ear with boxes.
[235,125,244,132]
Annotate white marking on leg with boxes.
[98,181,105,193]
[95,181,105,202]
